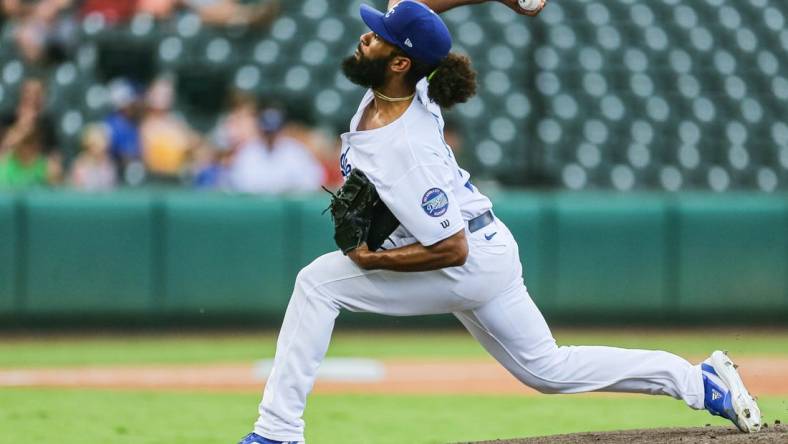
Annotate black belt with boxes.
[468,210,494,233]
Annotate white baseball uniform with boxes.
[252,80,705,443]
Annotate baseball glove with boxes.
[323,169,400,254]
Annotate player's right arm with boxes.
[348,230,468,271]
[388,0,546,17]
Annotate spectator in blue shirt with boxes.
[104,78,144,185]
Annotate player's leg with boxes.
[252,249,488,442]
[455,286,761,431]
[454,285,705,407]
[453,222,706,408]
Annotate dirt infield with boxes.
[462,424,787,443]
[1,357,787,396]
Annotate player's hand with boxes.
[497,0,547,17]
[347,243,372,269]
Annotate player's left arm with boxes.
[348,230,468,271]
[388,0,547,17]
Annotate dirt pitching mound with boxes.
[463,423,786,444]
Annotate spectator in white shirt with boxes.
[228,107,325,194]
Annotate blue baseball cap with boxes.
[360,1,452,66]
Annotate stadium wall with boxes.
[0,191,786,324]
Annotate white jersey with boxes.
[339,79,492,246]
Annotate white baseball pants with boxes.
[254,218,705,443]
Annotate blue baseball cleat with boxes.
[701,350,761,433]
[237,432,300,444]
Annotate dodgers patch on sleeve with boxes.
[421,188,449,217]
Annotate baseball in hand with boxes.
[518,0,541,11]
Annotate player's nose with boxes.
[360,31,373,46]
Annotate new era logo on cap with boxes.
[404,38,413,48]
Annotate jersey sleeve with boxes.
[377,163,464,246]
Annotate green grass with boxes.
[1,389,785,444]
[1,330,786,443]
[0,329,786,368]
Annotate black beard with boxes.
[341,51,391,89]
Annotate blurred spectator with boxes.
[0,78,58,156]
[227,106,325,194]
[5,0,77,65]
[104,78,144,185]
[137,0,279,27]
[134,0,172,20]
[211,90,260,152]
[319,139,344,189]
[279,124,344,190]
[139,75,204,182]
[190,0,279,27]
[69,123,117,191]
[0,124,62,188]
[0,78,62,188]
[79,0,136,24]
[187,145,229,188]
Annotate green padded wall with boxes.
[160,194,290,314]
[3,191,786,322]
[23,192,154,314]
[0,194,16,313]
[553,194,668,315]
[676,195,788,314]
[291,196,339,274]
[491,193,552,308]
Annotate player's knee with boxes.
[516,364,566,394]
[527,380,563,394]
[516,345,567,393]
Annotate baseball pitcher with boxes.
[238,1,761,442]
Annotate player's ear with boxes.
[389,54,411,74]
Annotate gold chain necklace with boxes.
[373,90,415,102]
